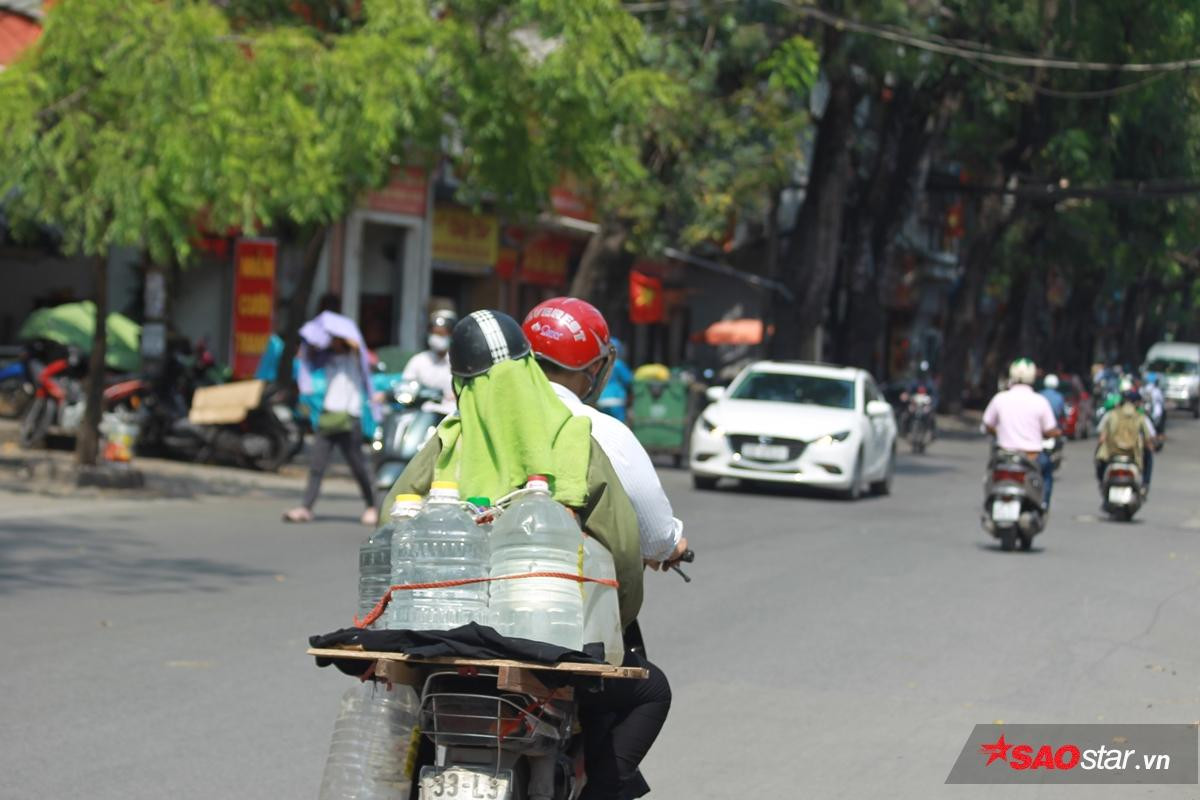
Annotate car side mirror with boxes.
[705,386,725,403]
[866,400,891,417]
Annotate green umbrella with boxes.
[17,301,142,373]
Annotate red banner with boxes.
[365,166,428,217]
[520,234,571,288]
[629,270,664,324]
[231,239,277,378]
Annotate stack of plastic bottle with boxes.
[318,681,419,800]
[388,482,489,631]
[487,476,586,651]
[581,536,623,665]
[358,494,423,627]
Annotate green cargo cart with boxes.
[630,373,691,467]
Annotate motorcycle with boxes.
[411,551,694,800]
[1101,455,1143,522]
[372,381,447,490]
[981,449,1046,551]
[138,378,301,471]
[903,390,935,454]
[19,349,146,449]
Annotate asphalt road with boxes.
[2,414,1199,799]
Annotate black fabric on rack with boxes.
[309,621,606,677]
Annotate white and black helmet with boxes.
[449,310,531,378]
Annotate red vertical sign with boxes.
[629,269,664,324]
[231,238,277,378]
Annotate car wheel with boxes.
[841,452,864,501]
[871,447,894,496]
[692,474,718,491]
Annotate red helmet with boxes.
[522,297,615,399]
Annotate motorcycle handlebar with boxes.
[669,548,695,582]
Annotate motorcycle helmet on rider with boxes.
[448,310,530,378]
[1043,374,1060,390]
[521,297,616,403]
[1009,358,1037,386]
[428,309,458,356]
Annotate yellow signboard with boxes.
[433,206,499,267]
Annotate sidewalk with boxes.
[0,418,361,501]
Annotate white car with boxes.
[689,361,898,499]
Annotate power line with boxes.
[961,58,1175,100]
[927,176,1200,201]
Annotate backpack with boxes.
[1108,406,1143,455]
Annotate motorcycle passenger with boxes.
[982,359,1062,511]
[400,309,457,414]
[383,310,665,799]
[1096,389,1157,499]
[1039,373,1066,424]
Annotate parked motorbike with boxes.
[981,449,1046,551]
[372,381,446,490]
[1101,455,1143,522]
[903,390,935,454]
[0,352,34,419]
[139,378,300,471]
[19,348,146,449]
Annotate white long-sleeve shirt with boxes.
[550,382,683,561]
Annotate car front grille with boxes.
[727,434,807,462]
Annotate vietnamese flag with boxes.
[629,269,664,324]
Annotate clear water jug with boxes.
[488,476,585,650]
[359,494,422,627]
[318,681,419,800]
[581,536,623,665]
[389,482,489,631]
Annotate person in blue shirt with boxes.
[596,336,633,423]
[1040,373,1066,423]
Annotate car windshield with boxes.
[729,371,856,409]
[1148,359,1198,376]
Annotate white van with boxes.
[1144,341,1200,418]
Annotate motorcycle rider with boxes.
[1039,373,1066,423]
[1096,389,1157,499]
[982,359,1062,511]
[1142,372,1166,435]
[900,360,938,439]
[400,309,457,413]
[383,310,668,800]
[522,298,689,568]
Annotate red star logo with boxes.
[980,733,1011,766]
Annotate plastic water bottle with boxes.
[488,476,585,650]
[389,482,489,630]
[359,494,423,627]
[318,681,420,800]
[581,536,624,665]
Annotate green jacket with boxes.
[383,436,645,628]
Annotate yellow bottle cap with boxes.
[396,494,422,503]
[430,481,458,491]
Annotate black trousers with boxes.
[302,425,376,509]
[578,651,672,800]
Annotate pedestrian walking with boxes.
[282,303,379,525]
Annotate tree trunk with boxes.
[76,254,108,466]
[278,226,329,394]
[569,220,629,306]
[772,74,860,360]
[939,191,1015,412]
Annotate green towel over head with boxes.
[433,355,592,505]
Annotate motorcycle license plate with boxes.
[420,767,511,799]
[1108,486,1135,506]
[742,443,789,461]
[992,499,1021,524]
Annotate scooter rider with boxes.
[400,309,457,413]
[383,310,668,800]
[1040,373,1066,424]
[1096,389,1157,498]
[983,359,1062,511]
[1142,372,1166,434]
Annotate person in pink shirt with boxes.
[983,359,1063,509]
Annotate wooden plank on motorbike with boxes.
[188,380,265,425]
[374,658,424,687]
[307,648,649,680]
[496,666,575,699]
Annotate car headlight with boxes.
[699,415,723,437]
[812,430,851,447]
